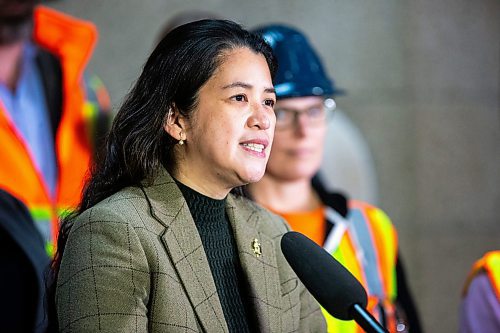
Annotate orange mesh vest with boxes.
[0,6,98,254]
[272,199,399,332]
[463,251,500,300]
[325,200,398,333]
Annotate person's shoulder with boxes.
[348,199,397,232]
[348,199,382,212]
[75,186,148,227]
[35,6,95,27]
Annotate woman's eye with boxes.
[232,94,247,102]
[264,99,275,108]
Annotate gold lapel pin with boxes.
[251,238,262,257]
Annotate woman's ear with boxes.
[164,106,187,141]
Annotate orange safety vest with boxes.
[0,6,103,255]
[463,251,500,300]
[324,200,398,333]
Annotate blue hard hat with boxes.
[252,24,344,99]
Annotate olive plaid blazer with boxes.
[56,168,326,332]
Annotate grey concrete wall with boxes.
[408,1,500,331]
[48,1,500,331]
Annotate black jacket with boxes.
[0,189,50,332]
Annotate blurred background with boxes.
[47,0,500,331]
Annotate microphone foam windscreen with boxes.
[281,231,368,320]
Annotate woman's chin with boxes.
[238,169,266,185]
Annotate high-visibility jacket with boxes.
[323,200,398,333]
[0,6,110,255]
[463,251,500,300]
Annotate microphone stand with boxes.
[350,303,389,333]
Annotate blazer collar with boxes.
[143,168,281,332]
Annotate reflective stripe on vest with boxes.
[0,6,97,255]
[324,200,398,333]
[463,251,500,300]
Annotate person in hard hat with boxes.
[49,19,326,332]
[460,251,500,333]
[247,24,422,333]
[0,0,111,256]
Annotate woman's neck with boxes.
[0,40,24,91]
[170,165,230,200]
[248,175,320,213]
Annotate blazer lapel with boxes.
[226,196,282,333]
[142,169,228,332]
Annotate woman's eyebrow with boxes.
[222,81,252,90]
[221,82,275,95]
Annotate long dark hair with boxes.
[46,19,276,331]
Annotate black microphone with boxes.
[281,231,388,333]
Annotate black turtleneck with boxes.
[175,181,252,333]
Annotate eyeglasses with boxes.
[274,98,336,130]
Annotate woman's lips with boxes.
[240,139,269,157]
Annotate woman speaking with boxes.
[50,19,325,332]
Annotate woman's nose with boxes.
[248,104,272,130]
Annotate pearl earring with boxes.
[178,130,185,145]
